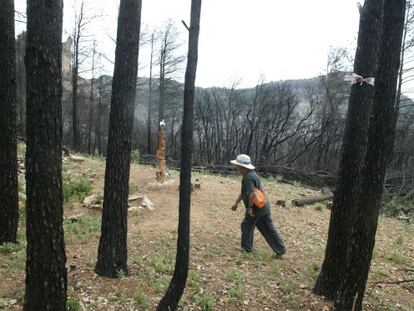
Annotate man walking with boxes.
[231,154,286,256]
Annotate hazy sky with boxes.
[15,0,362,88]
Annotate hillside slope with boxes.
[0,155,413,310]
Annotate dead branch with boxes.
[181,20,190,31]
[373,279,414,286]
[292,194,333,207]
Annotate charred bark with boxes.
[157,0,202,309]
[24,0,67,309]
[0,0,19,245]
[335,1,406,310]
[314,0,385,299]
[95,0,142,277]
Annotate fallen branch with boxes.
[369,278,414,295]
[373,279,414,285]
[396,268,414,273]
[291,194,333,207]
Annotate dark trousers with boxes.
[241,212,286,255]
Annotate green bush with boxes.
[287,297,301,310]
[188,270,201,288]
[95,193,103,204]
[228,284,244,300]
[225,268,244,283]
[314,203,325,211]
[148,254,173,274]
[64,214,100,238]
[382,198,414,219]
[0,242,24,254]
[116,269,126,279]
[131,150,140,164]
[195,291,214,311]
[279,278,297,294]
[133,290,151,309]
[153,275,170,294]
[63,177,92,202]
[67,297,81,311]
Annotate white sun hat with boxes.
[230,154,255,170]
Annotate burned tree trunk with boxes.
[157,0,202,309]
[24,0,67,309]
[314,0,385,299]
[95,0,142,278]
[148,33,155,154]
[335,1,407,310]
[0,0,19,245]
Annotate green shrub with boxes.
[115,289,128,304]
[0,242,24,254]
[67,297,81,311]
[133,290,151,309]
[63,214,100,238]
[188,270,201,288]
[382,198,414,219]
[152,275,170,293]
[304,262,320,281]
[131,150,140,164]
[314,203,324,211]
[394,235,405,246]
[195,291,214,311]
[228,284,244,300]
[63,177,92,202]
[287,297,301,310]
[388,252,411,266]
[116,269,126,279]
[225,268,244,283]
[148,254,173,274]
[279,278,297,294]
[95,193,103,204]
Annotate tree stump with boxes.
[156,121,167,183]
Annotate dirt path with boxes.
[0,161,413,311]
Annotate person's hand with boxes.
[231,203,238,211]
[247,207,254,217]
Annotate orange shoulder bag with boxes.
[253,188,267,208]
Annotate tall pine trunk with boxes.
[334,1,406,310]
[88,45,96,155]
[313,0,385,299]
[24,0,66,309]
[0,0,19,245]
[72,56,80,151]
[96,76,103,155]
[157,0,202,309]
[148,34,154,154]
[95,0,142,278]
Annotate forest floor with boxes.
[0,153,413,311]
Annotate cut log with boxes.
[69,154,85,162]
[141,195,154,211]
[292,194,333,207]
[62,146,85,162]
[82,195,97,208]
[128,194,142,202]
